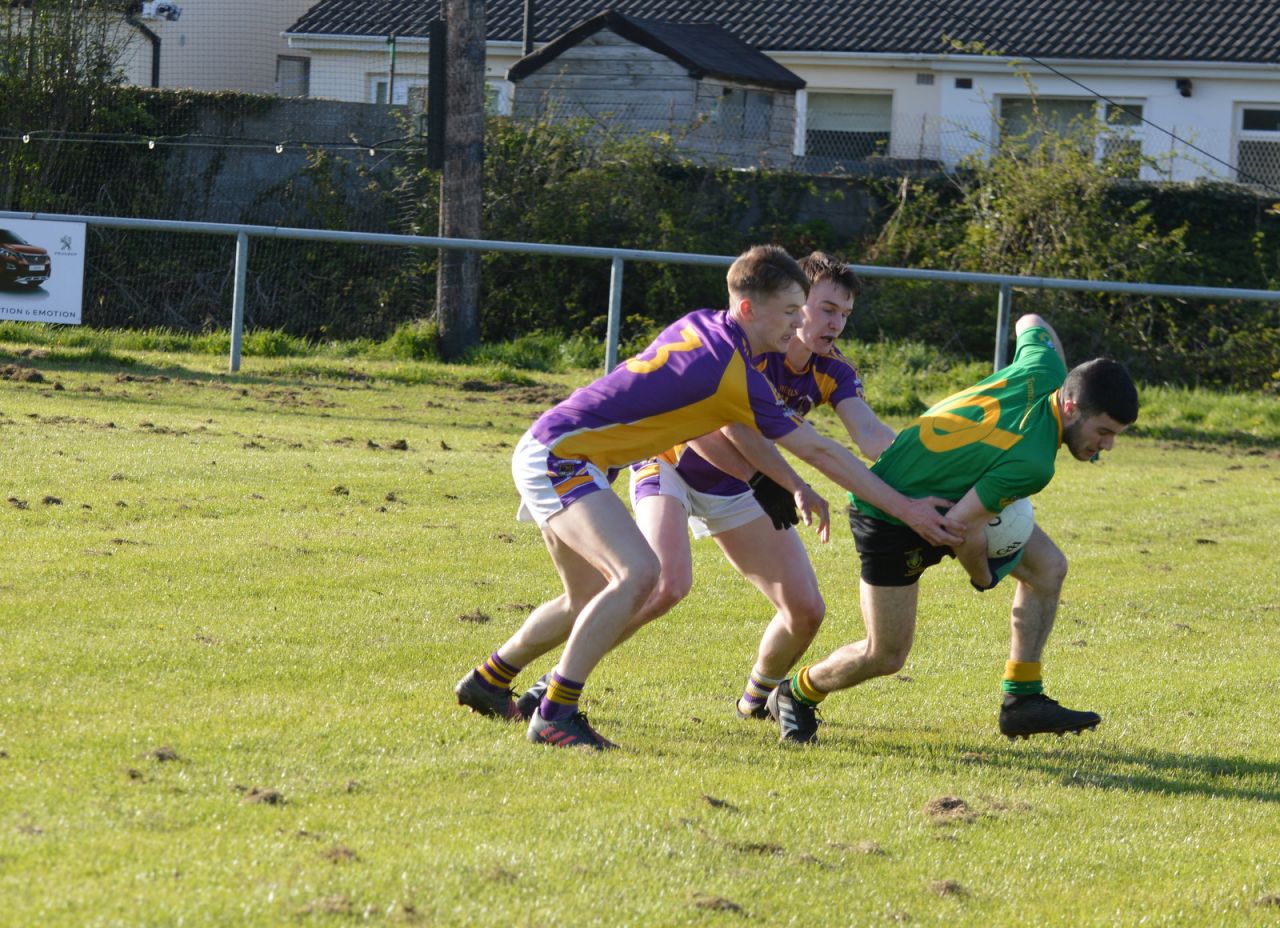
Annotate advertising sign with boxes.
[0,218,87,324]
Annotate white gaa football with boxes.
[986,498,1034,558]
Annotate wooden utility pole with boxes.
[436,0,485,359]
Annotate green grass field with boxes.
[1,341,1278,926]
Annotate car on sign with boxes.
[0,228,52,289]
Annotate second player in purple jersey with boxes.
[634,342,874,501]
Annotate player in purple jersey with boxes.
[627,253,900,722]
[507,253,892,724]
[455,246,964,750]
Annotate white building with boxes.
[283,0,1280,186]
[118,0,316,96]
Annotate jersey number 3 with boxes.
[626,326,703,374]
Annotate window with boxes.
[373,78,428,106]
[713,88,774,139]
[804,92,891,163]
[1101,103,1144,178]
[1000,97,1095,152]
[276,56,309,98]
[1237,106,1280,188]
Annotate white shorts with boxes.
[629,458,764,540]
[512,429,614,528]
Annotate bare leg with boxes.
[497,529,607,667]
[616,494,694,641]
[538,490,659,681]
[806,581,918,695]
[712,517,823,712]
[997,528,1098,737]
[1007,527,1068,663]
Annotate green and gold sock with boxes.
[1002,660,1043,697]
[790,665,826,707]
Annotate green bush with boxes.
[394,115,847,345]
[241,329,310,357]
[860,106,1278,389]
[378,321,440,361]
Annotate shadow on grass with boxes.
[870,736,1280,804]
[1132,423,1280,452]
[0,346,541,393]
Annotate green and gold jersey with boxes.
[852,326,1067,523]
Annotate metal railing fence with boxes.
[3,209,1279,374]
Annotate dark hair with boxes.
[1063,358,1139,424]
[726,245,809,300]
[799,251,862,299]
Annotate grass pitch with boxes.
[1,342,1278,926]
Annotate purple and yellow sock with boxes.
[539,672,584,722]
[740,670,784,712]
[1002,660,1043,696]
[790,665,826,707]
[474,652,520,694]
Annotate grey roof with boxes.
[287,0,1280,64]
[506,10,805,90]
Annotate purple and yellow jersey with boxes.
[852,326,1067,523]
[531,309,802,471]
[755,345,866,418]
[634,344,867,496]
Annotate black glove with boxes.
[748,472,799,531]
[969,549,1025,592]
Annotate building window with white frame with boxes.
[276,56,310,98]
[1100,102,1145,178]
[1236,106,1280,189]
[803,92,892,166]
[373,78,428,106]
[1000,97,1148,176]
[999,97,1095,152]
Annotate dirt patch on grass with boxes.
[458,609,491,624]
[241,787,285,805]
[726,839,784,856]
[320,845,358,863]
[923,796,976,825]
[509,385,569,406]
[687,892,747,915]
[145,746,180,762]
[0,365,43,382]
[7,497,28,510]
[928,879,967,898]
[830,839,886,856]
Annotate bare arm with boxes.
[718,423,830,541]
[776,423,964,547]
[833,396,896,462]
[1015,313,1067,366]
[946,487,1001,587]
[686,430,755,482]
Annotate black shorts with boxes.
[848,508,953,587]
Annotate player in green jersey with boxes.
[766,312,1139,743]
